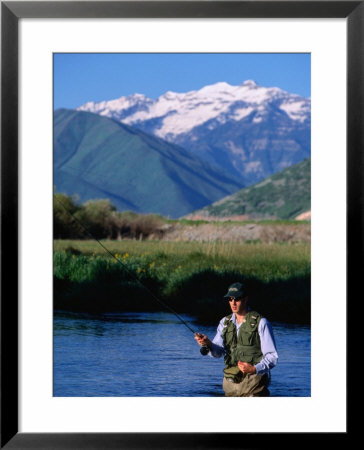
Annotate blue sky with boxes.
[54,53,310,110]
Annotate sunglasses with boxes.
[228,297,243,302]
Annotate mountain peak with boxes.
[241,80,258,87]
[75,81,310,182]
[160,90,181,100]
[198,81,234,94]
[129,93,148,100]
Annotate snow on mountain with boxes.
[76,80,310,184]
[77,80,310,139]
[279,99,310,122]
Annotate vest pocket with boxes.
[242,356,254,364]
[240,331,254,346]
[223,329,236,345]
[235,347,255,364]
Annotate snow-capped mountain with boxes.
[77,80,310,184]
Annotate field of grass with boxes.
[54,239,311,324]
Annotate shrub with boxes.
[53,193,166,240]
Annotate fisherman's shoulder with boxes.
[248,310,267,323]
[248,310,269,324]
[257,316,275,334]
[218,314,233,327]
[221,313,233,321]
[245,310,271,331]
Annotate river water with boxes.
[54,311,310,397]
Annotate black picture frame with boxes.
[1,1,358,448]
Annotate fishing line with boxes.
[54,195,199,336]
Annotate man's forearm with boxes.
[209,342,225,358]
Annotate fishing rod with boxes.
[54,195,210,355]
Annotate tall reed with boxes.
[54,240,310,324]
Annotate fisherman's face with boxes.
[228,296,247,314]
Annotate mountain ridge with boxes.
[53,109,245,218]
[189,157,311,220]
[77,79,311,184]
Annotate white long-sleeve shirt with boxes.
[209,312,278,375]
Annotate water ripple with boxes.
[54,311,310,397]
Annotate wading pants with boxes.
[223,373,270,397]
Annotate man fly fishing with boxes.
[56,196,279,396]
[195,282,278,397]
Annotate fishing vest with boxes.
[222,311,263,381]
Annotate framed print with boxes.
[2,1,359,447]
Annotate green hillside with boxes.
[54,109,244,218]
[196,158,311,220]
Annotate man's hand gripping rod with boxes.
[195,333,210,356]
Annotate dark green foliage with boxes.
[54,193,167,240]
[53,251,166,314]
[54,250,310,325]
[54,193,84,239]
[168,270,310,325]
[76,199,117,238]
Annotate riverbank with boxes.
[54,240,311,324]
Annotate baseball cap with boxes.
[223,282,247,299]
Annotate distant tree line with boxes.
[54,193,165,240]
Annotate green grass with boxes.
[54,239,311,324]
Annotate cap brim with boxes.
[224,291,244,298]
